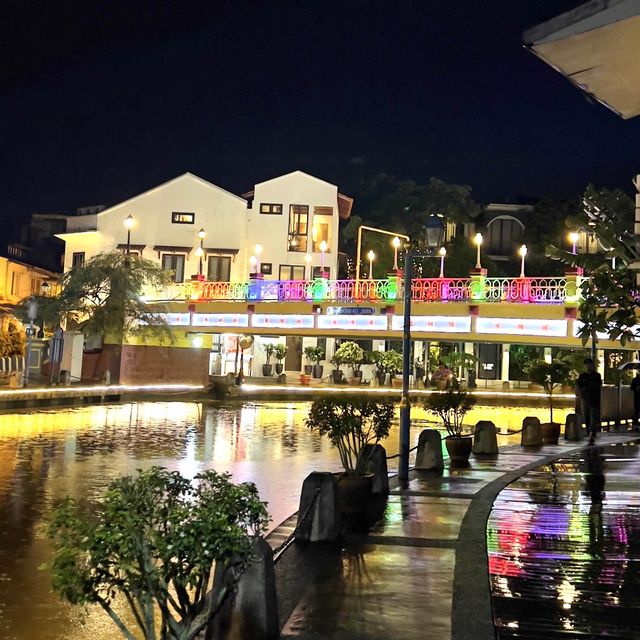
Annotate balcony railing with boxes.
[143,276,573,305]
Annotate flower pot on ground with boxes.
[262,342,276,377]
[349,373,362,386]
[332,370,344,384]
[371,352,387,386]
[424,383,477,467]
[274,344,287,375]
[275,363,284,375]
[300,374,311,386]
[304,364,313,375]
[262,364,273,377]
[306,397,394,516]
[334,341,365,385]
[376,371,386,386]
[541,422,561,445]
[330,351,347,385]
[526,359,572,428]
[305,346,325,379]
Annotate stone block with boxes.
[226,537,279,640]
[295,472,341,542]
[414,429,444,471]
[358,444,389,495]
[472,421,498,455]
[521,416,542,447]
[564,413,583,441]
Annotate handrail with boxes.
[143,276,573,304]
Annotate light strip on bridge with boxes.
[0,384,205,397]
[477,317,567,337]
[391,315,471,332]
[252,314,315,329]
[192,313,250,328]
[317,315,389,331]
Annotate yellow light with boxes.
[367,250,375,261]
[439,247,447,257]
[195,246,203,257]
[255,244,263,256]
[474,232,483,246]
[392,236,401,249]
[249,255,257,268]
[518,244,528,257]
[192,336,203,348]
[124,214,134,229]
[304,253,312,264]
[319,240,328,253]
[198,228,206,240]
[568,231,580,244]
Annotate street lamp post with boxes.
[438,247,447,278]
[197,228,206,278]
[474,232,483,269]
[367,250,375,279]
[124,214,134,254]
[569,231,579,255]
[249,255,257,275]
[24,297,38,388]
[519,244,528,278]
[392,236,401,271]
[320,240,328,277]
[255,244,263,274]
[399,246,414,489]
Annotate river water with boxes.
[0,399,569,640]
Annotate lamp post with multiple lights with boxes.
[367,250,375,279]
[474,232,483,269]
[439,246,447,278]
[196,228,206,278]
[569,231,580,255]
[519,244,528,278]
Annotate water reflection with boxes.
[489,442,640,638]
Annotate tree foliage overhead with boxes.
[46,467,269,640]
[21,252,173,341]
[0,320,25,357]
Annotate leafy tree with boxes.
[526,360,572,423]
[306,397,394,475]
[46,467,269,640]
[423,385,477,437]
[334,341,365,372]
[0,321,25,357]
[20,252,173,341]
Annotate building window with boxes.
[312,266,330,279]
[207,256,231,282]
[279,264,306,280]
[161,254,186,283]
[288,205,309,252]
[10,273,18,295]
[72,252,85,268]
[486,217,524,254]
[312,206,333,253]
[260,203,283,215]
[171,212,195,224]
[260,262,272,275]
[30,278,41,294]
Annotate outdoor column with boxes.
[501,345,510,383]
[635,175,640,287]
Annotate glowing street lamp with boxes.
[439,246,447,278]
[569,231,579,255]
[474,232,483,269]
[519,244,528,278]
[392,236,401,271]
[196,228,206,277]
[367,250,375,279]
[304,253,312,280]
[124,214,134,255]
[249,255,257,274]
[254,244,263,273]
[320,240,328,275]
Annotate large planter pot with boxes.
[332,369,344,384]
[542,422,561,445]
[391,377,403,389]
[304,364,313,375]
[300,374,311,386]
[262,364,273,377]
[445,436,473,467]
[376,371,386,386]
[352,369,363,381]
[275,363,284,375]
[312,364,324,379]
[336,473,374,514]
[349,376,361,386]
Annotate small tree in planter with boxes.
[383,350,403,386]
[330,350,347,384]
[335,341,365,383]
[371,351,387,385]
[46,467,269,640]
[306,397,394,512]
[305,346,325,379]
[424,385,477,466]
[274,343,287,375]
[526,359,572,444]
[262,342,276,376]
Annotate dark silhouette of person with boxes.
[630,371,640,428]
[576,358,602,445]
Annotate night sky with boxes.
[3,0,640,226]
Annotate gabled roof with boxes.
[95,172,247,218]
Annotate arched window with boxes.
[485,216,525,254]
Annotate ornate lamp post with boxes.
[392,236,401,271]
[124,214,134,254]
[367,250,375,279]
[519,244,528,278]
[439,247,447,278]
[197,228,206,278]
[569,231,580,255]
[320,240,328,276]
[474,232,483,269]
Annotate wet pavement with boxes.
[489,440,640,639]
[279,435,640,640]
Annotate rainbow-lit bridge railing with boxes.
[147,276,574,305]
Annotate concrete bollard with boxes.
[226,537,279,640]
[295,472,341,542]
[473,421,498,455]
[521,416,542,447]
[564,413,583,441]
[414,429,444,471]
[359,444,389,495]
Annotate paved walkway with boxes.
[278,433,639,640]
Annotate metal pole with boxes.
[126,228,131,255]
[398,248,413,489]
[355,225,363,293]
[24,320,33,388]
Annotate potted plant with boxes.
[303,347,313,375]
[383,350,403,387]
[335,341,365,384]
[305,346,325,379]
[330,351,346,384]
[262,342,276,376]
[424,384,477,466]
[274,343,287,375]
[371,351,387,386]
[306,396,394,512]
[526,359,571,444]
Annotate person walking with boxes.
[576,358,602,445]
[630,370,640,428]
